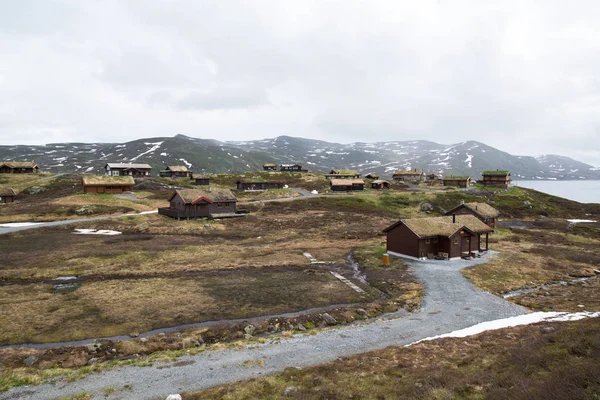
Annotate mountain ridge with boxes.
[1,135,599,180]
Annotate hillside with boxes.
[1,134,599,180]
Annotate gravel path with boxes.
[1,253,527,400]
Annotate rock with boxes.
[190,339,201,347]
[197,335,205,344]
[523,200,531,205]
[86,341,103,353]
[244,324,256,336]
[23,355,38,367]
[541,326,555,334]
[129,332,139,338]
[356,308,368,317]
[28,186,43,194]
[244,334,253,340]
[87,357,99,366]
[140,337,149,343]
[166,395,182,400]
[420,203,434,212]
[283,386,298,396]
[321,313,337,326]
[577,304,585,308]
[296,323,307,331]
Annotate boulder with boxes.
[23,355,38,367]
[28,186,43,194]
[244,324,256,336]
[87,357,99,366]
[86,341,103,353]
[321,313,337,326]
[541,326,555,334]
[356,308,368,317]
[420,203,434,212]
[283,386,298,396]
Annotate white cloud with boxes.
[0,0,599,165]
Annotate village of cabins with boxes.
[0,160,510,260]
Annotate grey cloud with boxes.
[176,87,270,111]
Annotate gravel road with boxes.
[0,253,527,400]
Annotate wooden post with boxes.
[485,232,489,250]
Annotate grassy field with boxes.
[185,317,600,400]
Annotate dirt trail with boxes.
[0,253,527,400]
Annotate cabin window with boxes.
[200,204,207,210]
[425,239,431,244]
[454,237,459,245]
[225,202,230,207]
[217,203,223,208]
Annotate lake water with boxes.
[512,180,600,204]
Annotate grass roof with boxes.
[0,187,16,196]
[393,169,423,175]
[461,202,499,218]
[371,180,390,184]
[81,175,135,186]
[263,163,277,167]
[0,161,38,168]
[166,165,189,172]
[443,176,470,181]
[330,179,364,186]
[482,170,510,176]
[329,169,359,175]
[384,215,492,237]
[175,188,237,203]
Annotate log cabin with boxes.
[371,180,390,189]
[365,173,379,180]
[193,175,210,186]
[384,214,493,260]
[263,163,277,171]
[159,166,192,178]
[325,169,361,179]
[444,202,499,228]
[280,164,308,172]
[158,188,239,220]
[0,161,39,174]
[392,169,425,183]
[104,163,152,177]
[481,170,511,188]
[443,176,471,188]
[0,188,16,203]
[82,176,135,193]
[236,181,284,190]
[330,178,364,191]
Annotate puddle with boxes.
[53,283,81,294]
[503,275,598,299]
[53,276,78,281]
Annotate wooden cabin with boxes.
[443,176,471,188]
[444,202,499,228]
[371,180,390,189]
[159,166,191,178]
[193,176,210,186]
[426,173,441,184]
[384,215,493,260]
[236,181,283,190]
[482,170,511,188]
[158,188,238,220]
[263,163,277,171]
[325,169,361,179]
[82,176,135,194]
[0,188,16,203]
[392,169,425,183]
[104,163,152,177]
[0,161,39,174]
[280,164,308,172]
[365,173,379,180]
[330,179,364,191]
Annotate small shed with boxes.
[0,161,39,174]
[0,188,16,203]
[330,179,364,191]
[443,176,471,188]
[263,163,277,171]
[280,164,308,172]
[444,202,500,228]
[159,188,239,220]
[236,181,284,190]
[193,176,211,186]
[482,170,511,188]
[82,176,135,193]
[371,180,390,189]
[160,166,191,178]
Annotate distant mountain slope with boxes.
[0,135,598,180]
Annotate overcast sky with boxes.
[1,1,600,166]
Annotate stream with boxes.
[502,274,598,298]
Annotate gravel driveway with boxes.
[0,253,527,400]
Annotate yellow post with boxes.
[382,253,390,266]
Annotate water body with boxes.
[513,180,600,204]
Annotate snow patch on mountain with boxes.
[131,142,163,161]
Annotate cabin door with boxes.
[461,236,470,255]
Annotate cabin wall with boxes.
[386,223,420,257]
[0,195,15,203]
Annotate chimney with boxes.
[461,199,464,205]
[453,214,456,223]
[208,185,212,192]
[475,205,478,210]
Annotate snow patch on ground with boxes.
[179,158,192,168]
[410,311,600,345]
[464,153,473,168]
[73,229,122,236]
[567,219,596,223]
[131,141,163,161]
[0,222,44,228]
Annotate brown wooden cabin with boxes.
[263,163,277,171]
[443,176,471,188]
[392,169,425,183]
[426,173,442,184]
[159,165,191,178]
[371,180,390,189]
[365,173,379,180]
[104,163,152,177]
[330,178,364,191]
[0,161,39,174]
[0,188,16,203]
[159,188,238,220]
[325,169,361,179]
[444,202,499,228]
[280,164,308,172]
[384,215,493,260]
[482,170,511,188]
[236,181,283,190]
[193,175,210,186]
[82,176,135,194]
